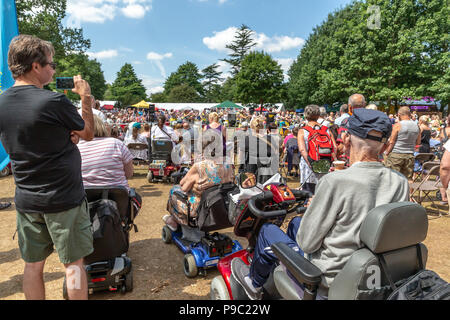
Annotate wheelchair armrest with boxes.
[173,190,188,202]
[272,242,322,287]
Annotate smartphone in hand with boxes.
[55,77,74,90]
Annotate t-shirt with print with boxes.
[77,137,133,190]
[0,85,85,213]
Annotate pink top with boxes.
[283,133,294,146]
[77,137,134,190]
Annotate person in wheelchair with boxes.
[163,135,234,231]
[231,109,411,300]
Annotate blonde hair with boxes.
[250,117,264,130]
[93,115,109,137]
[209,112,219,123]
[366,104,378,110]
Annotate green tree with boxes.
[218,77,238,102]
[235,51,285,104]
[149,91,168,103]
[164,61,204,98]
[222,24,257,76]
[287,0,449,109]
[16,0,91,59]
[167,84,200,103]
[110,63,147,106]
[202,63,223,102]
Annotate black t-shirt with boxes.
[0,85,86,213]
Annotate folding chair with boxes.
[413,153,436,182]
[279,149,289,179]
[409,164,443,218]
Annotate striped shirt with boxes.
[77,137,133,190]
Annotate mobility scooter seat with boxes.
[272,202,429,300]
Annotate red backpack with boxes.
[303,125,334,162]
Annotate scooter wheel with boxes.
[183,254,198,278]
[125,271,133,292]
[62,276,69,300]
[210,276,230,300]
[0,166,10,177]
[147,171,153,183]
[162,226,173,244]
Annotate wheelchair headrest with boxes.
[360,202,428,254]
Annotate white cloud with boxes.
[146,52,173,61]
[66,0,152,24]
[203,27,305,53]
[148,86,164,94]
[121,4,151,19]
[146,52,173,79]
[140,75,165,96]
[86,49,118,59]
[276,58,294,81]
[203,27,238,53]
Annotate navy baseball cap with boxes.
[345,109,392,143]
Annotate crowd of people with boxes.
[1,34,448,301]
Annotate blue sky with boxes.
[64,0,353,96]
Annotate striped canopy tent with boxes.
[215,101,243,109]
[131,100,150,108]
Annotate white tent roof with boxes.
[153,103,229,111]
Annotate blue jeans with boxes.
[249,216,304,288]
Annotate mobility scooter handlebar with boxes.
[247,188,312,218]
[247,191,288,218]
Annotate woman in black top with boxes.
[418,116,431,153]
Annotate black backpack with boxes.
[378,245,450,300]
[196,183,238,232]
[84,198,129,264]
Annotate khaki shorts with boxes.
[384,153,415,179]
[16,199,94,264]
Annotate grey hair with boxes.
[348,94,366,109]
[319,106,327,117]
[304,105,321,121]
[350,131,385,158]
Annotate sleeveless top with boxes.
[206,124,227,156]
[419,129,431,153]
[392,120,420,154]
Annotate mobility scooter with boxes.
[163,177,245,278]
[147,139,181,183]
[62,186,140,298]
[209,173,312,300]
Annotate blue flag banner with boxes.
[0,0,19,171]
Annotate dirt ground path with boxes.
[1,168,449,300]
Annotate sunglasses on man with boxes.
[44,61,57,70]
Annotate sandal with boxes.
[0,202,11,210]
[162,214,178,232]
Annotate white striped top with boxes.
[77,137,134,190]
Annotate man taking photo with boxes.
[0,35,95,300]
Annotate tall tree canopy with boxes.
[222,24,257,76]
[164,61,204,98]
[202,63,223,103]
[167,84,201,103]
[109,63,147,107]
[16,0,91,59]
[235,51,285,104]
[287,0,449,109]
